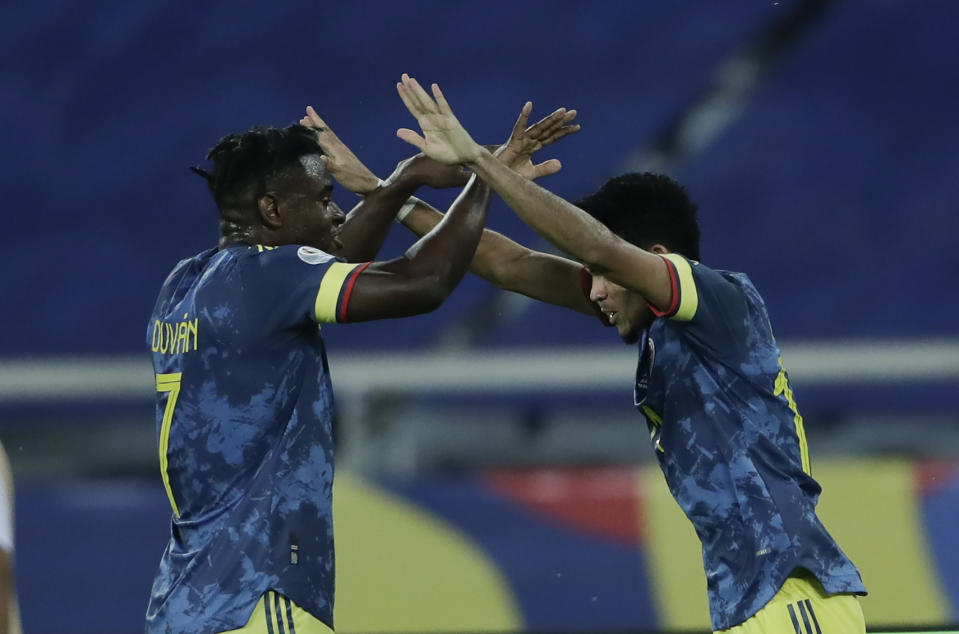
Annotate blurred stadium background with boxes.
[3,0,959,632]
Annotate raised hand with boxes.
[300,106,381,195]
[496,102,581,181]
[396,74,484,165]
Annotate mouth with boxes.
[602,309,618,324]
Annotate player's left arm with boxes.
[394,74,675,313]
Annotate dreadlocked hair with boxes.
[191,124,320,221]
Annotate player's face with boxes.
[279,155,346,253]
[589,274,653,344]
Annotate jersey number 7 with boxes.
[155,372,183,516]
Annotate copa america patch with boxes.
[297,246,333,265]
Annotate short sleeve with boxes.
[647,253,701,321]
[238,245,370,329]
[648,254,747,331]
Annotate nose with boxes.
[331,201,346,225]
[589,275,608,303]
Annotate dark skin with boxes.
[305,101,615,331]
[219,152,491,322]
[334,153,476,263]
[295,108,474,264]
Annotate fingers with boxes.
[532,158,563,179]
[301,106,344,149]
[527,107,581,150]
[305,106,330,130]
[396,81,421,116]
[396,127,427,151]
[509,101,533,141]
[431,82,452,115]
[402,73,444,114]
[400,73,433,114]
[526,107,566,136]
[541,122,582,147]
[526,107,572,140]
[406,75,433,111]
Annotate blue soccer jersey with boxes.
[631,254,866,631]
[145,243,369,634]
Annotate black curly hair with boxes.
[576,172,700,261]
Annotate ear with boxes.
[648,243,669,255]
[257,194,282,228]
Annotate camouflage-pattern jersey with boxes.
[634,254,866,631]
[146,244,368,634]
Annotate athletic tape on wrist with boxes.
[395,196,423,223]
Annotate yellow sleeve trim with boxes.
[315,262,360,323]
[662,254,699,322]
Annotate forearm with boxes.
[467,150,615,270]
[403,174,490,295]
[401,200,596,315]
[400,201,524,287]
[335,180,420,262]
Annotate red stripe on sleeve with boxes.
[337,262,372,323]
[646,257,679,318]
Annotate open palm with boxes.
[496,102,580,181]
[396,74,482,165]
[299,106,380,194]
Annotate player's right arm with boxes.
[343,172,491,320]
[235,175,487,328]
[399,200,594,315]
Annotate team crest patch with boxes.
[297,246,333,265]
